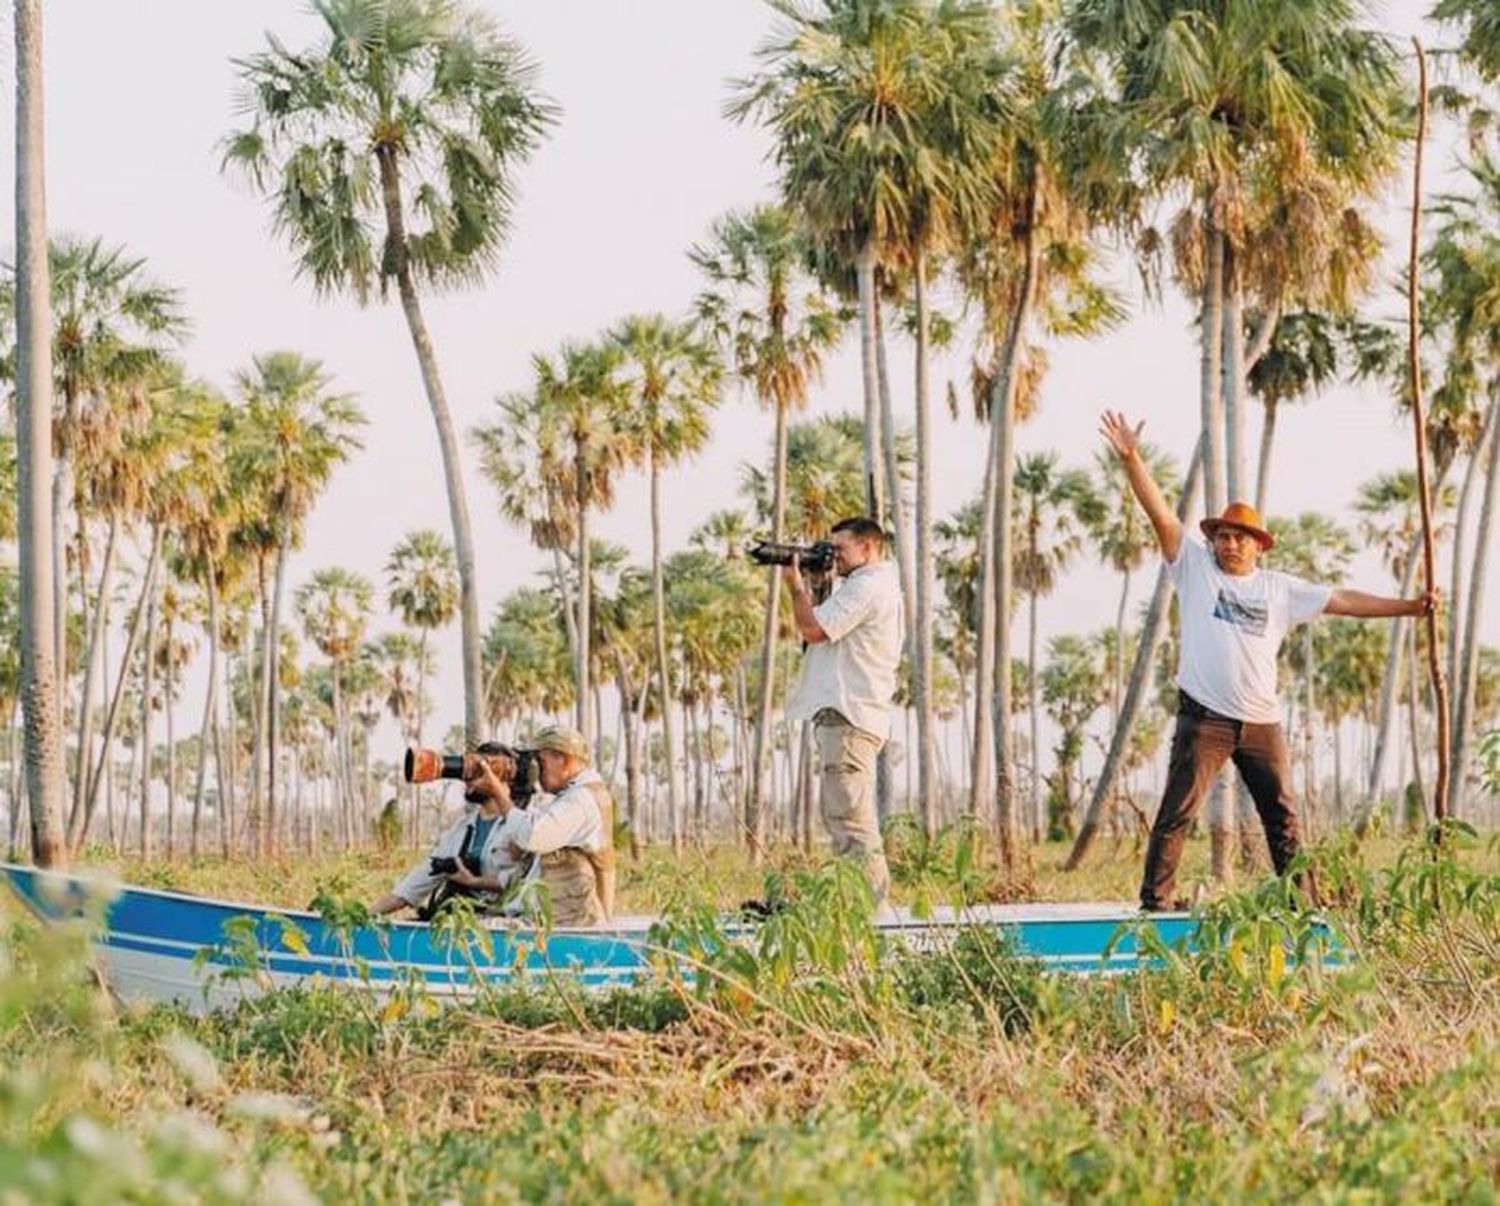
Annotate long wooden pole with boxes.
[1406,39,1451,834]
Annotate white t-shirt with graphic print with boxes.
[1166,537,1332,724]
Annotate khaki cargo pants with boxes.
[814,710,891,904]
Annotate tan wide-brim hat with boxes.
[532,725,591,762]
[1200,501,1275,551]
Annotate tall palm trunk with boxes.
[912,251,937,836]
[81,527,161,841]
[67,514,117,845]
[1222,245,1247,502]
[1358,546,1422,830]
[410,627,429,840]
[874,293,916,627]
[14,0,65,867]
[1449,406,1500,816]
[164,609,177,859]
[856,244,885,522]
[139,571,158,860]
[990,195,1041,872]
[191,573,220,858]
[1066,440,1202,870]
[874,289,915,825]
[375,145,483,748]
[968,413,999,821]
[748,398,789,860]
[1112,566,1132,721]
[263,531,290,857]
[1200,211,1227,515]
[1254,398,1279,513]
[649,444,681,853]
[1027,579,1041,843]
[574,440,593,744]
[1200,215,1231,879]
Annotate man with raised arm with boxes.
[1099,411,1438,911]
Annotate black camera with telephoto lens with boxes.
[404,745,540,805]
[748,540,835,575]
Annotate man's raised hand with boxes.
[1099,410,1144,461]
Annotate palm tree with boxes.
[1269,513,1355,825]
[1435,0,1500,81]
[386,531,458,709]
[1422,154,1500,816]
[1085,442,1178,719]
[232,353,364,855]
[953,0,1128,862]
[1247,312,1339,512]
[11,0,65,866]
[1355,471,1457,819]
[611,313,723,853]
[1071,0,1403,507]
[1040,633,1106,840]
[296,567,374,848]
[1013,452,1091,842]
[386,528,458,828]
[692,205,841,856]
[226,0,556,748]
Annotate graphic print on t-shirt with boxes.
[1212,587,1268,636]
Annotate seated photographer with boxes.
[371,742,531,918]
[501,726,616,927]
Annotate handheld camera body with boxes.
[748,540,836,575]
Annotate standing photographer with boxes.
[371,742,531,917]
[782,517,902,902]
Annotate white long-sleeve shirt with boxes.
[390,805,531,907]
[510,768,610,856]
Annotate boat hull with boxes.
[3,864,1198,1014]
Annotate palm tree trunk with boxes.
[1446,394,1498,703]
[14,0,65,867]
[874,288,916,635]
[748,397,789,861]
[264,531,290,857]
[164,612,177,860]
[139,572,159,860]
[912,251,937,836]
[1066,440,1203,870]
[1027,582,1042,844]
[1406,621,1427,813]
[969,385,1001,823]
[856,243,885,522]
[1449,403,1500,816]
[1112,568,1131,722]
[7,709,23,860]
[375,146,484,748]
[1200,211,1227,516]
[81,526,162,847]
[1357,547,1423,831]
[575,443,593,743]
[649,447,681,850]
[874,287,914,825]
[1222,245,1246,503]
[1254,399,1279,514]
[67,514,117,845]
[410,627,428,839]
[191,573,220,859]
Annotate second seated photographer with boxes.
[781,516,902,904]
[500,726,617,927]
[371,742,532,918]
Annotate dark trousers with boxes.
[1140,692,1301,910]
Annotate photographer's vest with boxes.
[538,781,616,926]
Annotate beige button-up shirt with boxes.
[787,560,903,741]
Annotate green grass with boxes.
[1,829,1496,1202]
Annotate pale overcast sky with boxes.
[0,0,1491,752]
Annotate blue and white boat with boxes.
[3,862,1200,1014]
